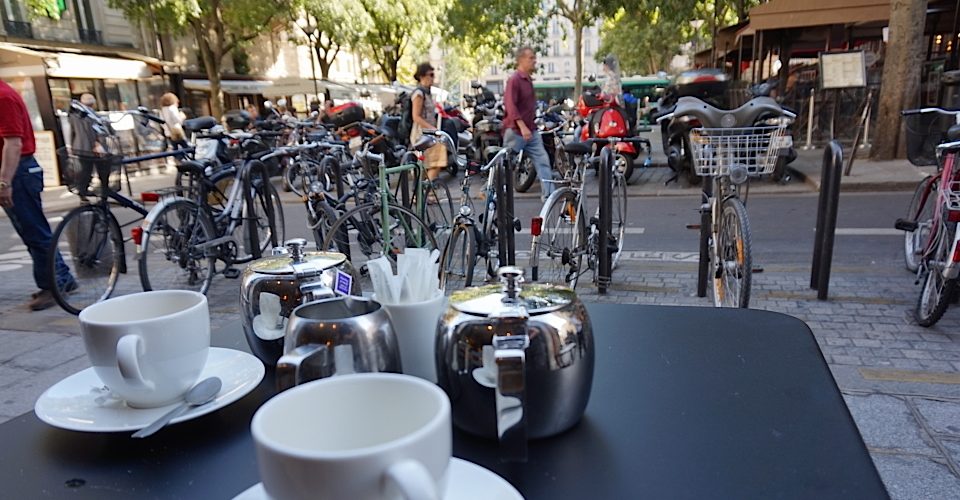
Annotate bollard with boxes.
[810,141,843,299]
[804,88,815,150]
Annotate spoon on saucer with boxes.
[132,377,222,438]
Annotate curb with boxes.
[788,165,919,193]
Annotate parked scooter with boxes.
[749,78,797,183]
[514,105,567,192]
[575,84,644,182]
[468,82,503,163]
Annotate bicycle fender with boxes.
[136,195,195,255]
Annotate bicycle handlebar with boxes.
[902,108,960,116]
[585,137,648,146]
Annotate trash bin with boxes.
[941,70,960,109]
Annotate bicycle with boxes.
[440,147,512,290]
[529,137,643,294]
[47,105,194,315]
[319,135,441,290]
[137,132,284,294]
[895,108,960,326]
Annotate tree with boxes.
[598,7,685,75]
[872,0,929,160]
[551,0,621,98]
[110,0,290,118]
[24,0,62,19]
[291,2,370,80]
[356,0,448,83]
[446,0,546,73]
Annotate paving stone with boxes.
[8,336,85,371]
[0,354,90,421]
[0,330,65,363]
[843,394,937,454]
[872,454,960,500]
[942,440,960,471]
[913,399,960,436]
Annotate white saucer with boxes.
[233,457,523,500]
[34,347,265,433]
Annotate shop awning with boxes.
[264,78,358,99]
[184,78,274,95]
[747,0,890,32]
[0,42,159,79]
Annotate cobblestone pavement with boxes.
[2,192,960,499]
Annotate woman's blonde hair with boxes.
[160,92,179,107]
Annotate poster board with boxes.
[819,51,867,89]
[33,131,60,188]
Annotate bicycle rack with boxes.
[810,141,844,300]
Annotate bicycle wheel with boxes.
[246,175,285,257]
[916,220,957,326]
[905,175,937,272]
[421,178,455,250]
[611,171,628,269]
[712,197,752,308]
[139,199,216,293]
[308,198,345,252]
[441,223,477,290]
[514,154,537,192]
[49,205,123,315]
[531,189,586,288]
[321,203,438,291]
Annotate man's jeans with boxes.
[2,156,74,291]
[504,129,554,200]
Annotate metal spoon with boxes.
[131,377,222,438]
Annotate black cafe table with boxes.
[0,304,888,499]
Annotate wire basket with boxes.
[57,147,123,196]
[688,126,787,177]
[904,113,956,167]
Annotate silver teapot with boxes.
[435,267,594,461]
[240,238,359,366]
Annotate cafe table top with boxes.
[0,303,888,500]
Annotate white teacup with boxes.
[78,290,209,408]
[374,292,447,383]
[252,373,451,500]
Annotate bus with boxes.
[533,76,670,104]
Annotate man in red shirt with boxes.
[503,47,555,201]
[0,79,76,310]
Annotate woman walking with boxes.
[409,62,446,183]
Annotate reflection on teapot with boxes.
[276,296,401,391]
[436,267,594,461]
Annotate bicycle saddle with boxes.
[177,159,207,176]
[563,142,592,155]
[183,116,218,133]
[412,135,438,151]
[484,146,503,158]
[672,96,784,128]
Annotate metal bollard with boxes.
[810,141,843,299]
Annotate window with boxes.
[553,42,559,57]
[552,19,558,35]
[585,40,591,56]
[491,66,498,76]
[548,62,555,74]
[1,0,24,21]
[72,0,100,44]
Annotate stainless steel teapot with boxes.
[435,267,594,461]
[240,238,359,366]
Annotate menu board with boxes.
[820,51,867,89]
[33,131,60,188]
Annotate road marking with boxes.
[859,368,960,385]
[832,228,902,236]
[0,264,22,272]
[517,227,646,235]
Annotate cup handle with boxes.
[383,459,439,500]
[117,335,154,390]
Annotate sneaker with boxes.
[28,290,57,311]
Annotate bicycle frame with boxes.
[926,143,960,280]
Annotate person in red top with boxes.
[0,79,76,310]
[503,47,555,201]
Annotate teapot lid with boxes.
[448,267,575,316]
[249,238,347,276]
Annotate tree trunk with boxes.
[872,0,928,160]
[194,22,225,119]
[574,22,584,98]
[315,45,331,80]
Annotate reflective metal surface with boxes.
[276,296,401,391]
[240,239,359,366]
[436,267,594,461]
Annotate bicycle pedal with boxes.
[223,268,241,279]
[685,223,701,230]
[513,218,522,232]
[894,218,918,232]
[752,265,764,274]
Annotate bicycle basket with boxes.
[57,147,123,196]
[687,126,787,177]
[904,113,955,167]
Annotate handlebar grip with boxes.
[901,109,922,116]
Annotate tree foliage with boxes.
[24,0,62,19]
[550,0,622,98]
[445,0,546,72]
[110,0,290,117]
[291,2,370,80]
[356,0,448,83]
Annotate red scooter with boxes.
[576,88,645,181]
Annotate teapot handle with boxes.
[276,343,331,391]
[493,334,529,462]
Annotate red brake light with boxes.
[692,75,720,83]
[141,192,159,203]
[131,226,143,245]
[531,217,543,236]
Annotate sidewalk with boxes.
[789,146,932,193]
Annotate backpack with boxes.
[397,86,429,147]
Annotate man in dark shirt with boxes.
[503,47,554,201]
[0,79,76,310]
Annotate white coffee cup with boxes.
[375,291,447,383]
[78,290,209,408]
[252,373,451,500]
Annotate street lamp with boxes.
[296,14,321,98]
